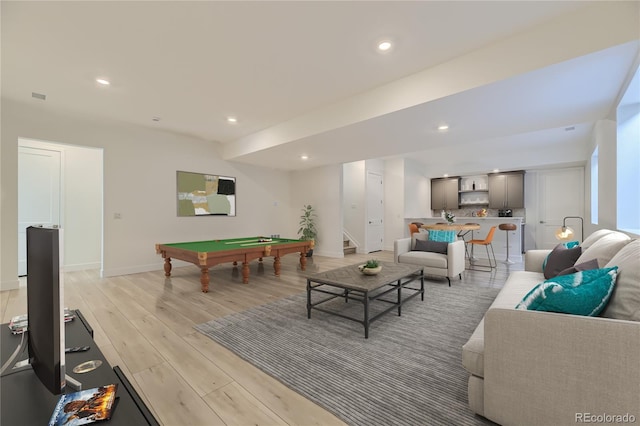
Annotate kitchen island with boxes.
[415,217,524,262]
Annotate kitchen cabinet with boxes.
[488,171,524,208]
[431,177,459,211]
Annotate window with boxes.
[616,65,640,235]
[591,146,598,225]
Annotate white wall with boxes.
[384,158,405,250]
[290,164,343,258]
[403,159,430,219]
[588,119,618,233]
[342,161,365,250]
[1,99,293,289]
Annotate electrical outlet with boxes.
[114,213,122,219]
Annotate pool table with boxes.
[155,237,311,292]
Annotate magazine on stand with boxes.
[49,384,118,426]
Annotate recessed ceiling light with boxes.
[301,155,309,160]
[437,124,449,131]
[226,116,238,124]
[493,169,500,173]
[443,174,449,177]
[96,78,110,85]
[378,40,392,52]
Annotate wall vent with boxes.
[32,92,46,100]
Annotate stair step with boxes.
[343,247,356,255]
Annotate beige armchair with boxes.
[393,232,466,286]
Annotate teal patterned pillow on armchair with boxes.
[428,230,457,243]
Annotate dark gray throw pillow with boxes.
[414,239,448,254]
[556,258,599,277]
[543,244,582,279]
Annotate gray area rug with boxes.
[195,281,498,426]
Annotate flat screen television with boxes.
[25,226,66,394]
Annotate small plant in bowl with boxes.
[359,259,382,275]
[364,259,379,269]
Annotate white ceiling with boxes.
[3,1,639,175]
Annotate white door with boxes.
[536,168,584,249]
[18,146,62,275]
[366,171,384,252]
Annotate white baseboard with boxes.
[312,249,344,258]
[0,279,20,291]
[64,262,101,272]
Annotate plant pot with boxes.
[359,265,382,275]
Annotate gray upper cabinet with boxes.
[488,171,524,208]
[431,177,459,211]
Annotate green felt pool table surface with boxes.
[162,237,303,252]
[156,237,312,293]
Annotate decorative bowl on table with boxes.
[359,260,382,275]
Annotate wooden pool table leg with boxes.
[242,262,250,284]
[274,256,281,276]
[299,252,307,271]
[164,258,172,277]
[200,267,209,293]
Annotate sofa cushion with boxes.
[602,239,640,322]
[557,258,599,276]
[543,244,582,279]
[414,239,448,254]
[580,229,616,250]
[462,271,543,378]
[515,267,618,316]
[397,251,448,269]
[575,232,631,267]
[428,230,457,243]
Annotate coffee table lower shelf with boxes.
[306,263,424,338]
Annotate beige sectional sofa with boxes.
[394,232,466,286]
[462,229,640,425]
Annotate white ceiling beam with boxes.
[222,2,640,161]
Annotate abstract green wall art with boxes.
[176,171,236,216]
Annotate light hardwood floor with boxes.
[0,251,520,425]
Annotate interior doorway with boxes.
[18,139,103,276]
[536,167,585,249]
[366,171,384,252]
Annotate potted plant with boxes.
[445,211,456,224]
[298,204,317,257]
[359,259,382,275]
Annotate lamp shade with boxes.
[555,226,575,241]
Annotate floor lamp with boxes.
[555,216,584,242]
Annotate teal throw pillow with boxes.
[428,230,457,243]
[515,267,618,316]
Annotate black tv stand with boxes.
[0,310,158,425]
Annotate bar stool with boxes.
[408,223,419,235]
[499,223,517,264]
[459,223,479,259]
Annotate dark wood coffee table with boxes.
[305,261,424,338]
